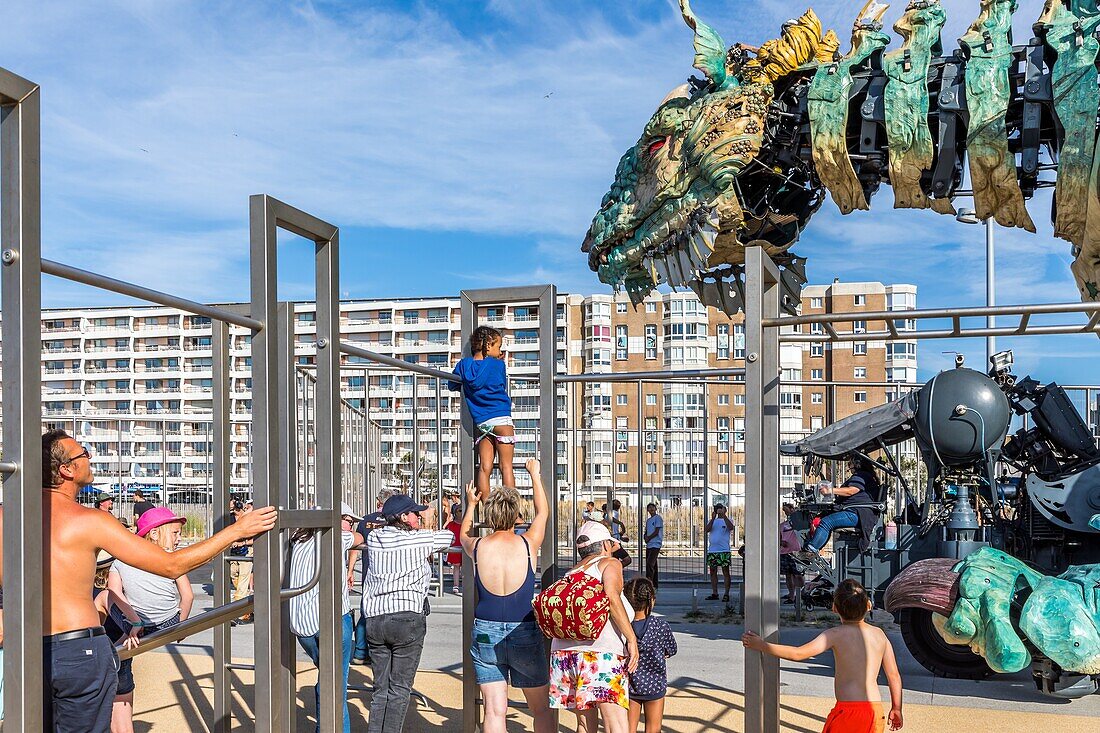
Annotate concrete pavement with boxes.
[136,574,1100,732]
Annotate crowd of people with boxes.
[0,325,905,733]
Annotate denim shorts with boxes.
[470,618,549,688]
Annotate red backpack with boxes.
[532,559,610,641]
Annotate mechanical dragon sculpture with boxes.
[582,0,1100,315]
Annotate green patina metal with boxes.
[1039,0,1100,244]
[936,547,1100,675]
[882,1,954,214]
[808,19,890,214]
[960,0,1036,230]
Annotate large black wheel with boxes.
[896,608,994,680]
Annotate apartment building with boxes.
[7,282,916,504]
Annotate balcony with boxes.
[84,365,130,374]
[44,366,81,375]
[44,345,82,354]
[134,343,180,353]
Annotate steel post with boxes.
[744,247,782,733]
[249,194,285,732]
[458,291,479,733]
[0,67,43,730]
[276,304,299,732]
[212,319,232,733]
[314,227,344,733]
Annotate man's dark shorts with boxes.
[44,631,118,733]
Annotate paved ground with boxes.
[137,571,1100,731]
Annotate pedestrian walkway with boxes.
[130,649,1099,732]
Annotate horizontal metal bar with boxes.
[0,67,37,103]
[555,367,746,383]
[41,259,263,331]
[765,298,1100,328]
[339,342,460,383]
[781,321,1100,343]
[0,461,17,475]
[267,197,338,243]
[225,663,255,672]
[120,597,253,660]
[280,509,338,529]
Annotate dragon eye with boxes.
[646,137,667,156]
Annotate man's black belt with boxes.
[45,626,106,643]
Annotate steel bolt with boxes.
[1,249,17,265]
[316,338,329,349]
[747,352,759,363]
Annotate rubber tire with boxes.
[896,608,994,680]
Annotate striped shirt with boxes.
[288,531,356,638]
[361,527,453,618]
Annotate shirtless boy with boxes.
[742,579,903,733]
[0,430,278,732]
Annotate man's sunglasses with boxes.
[62,448,91,465]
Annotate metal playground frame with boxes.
[7,64,1100,733]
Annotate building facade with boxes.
[8,282,917,505]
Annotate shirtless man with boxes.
[742,579,903,733]
[0,430,278,733]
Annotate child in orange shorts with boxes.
[742,579,903,732]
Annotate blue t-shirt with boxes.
[448,356,511,425]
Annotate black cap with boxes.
[381,494,429,518]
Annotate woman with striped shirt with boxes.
[362,494,454,733]
[288,502,364,733]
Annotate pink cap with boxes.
[136,506,187,537]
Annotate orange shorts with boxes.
[822,701,884,733]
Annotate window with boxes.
[718,394,730,406]
[854,367,867,379]
[616,325,628,360]
[717,324,730,359]
[811,322,823,335]
[617,462,628,474]
[718,463,730,476]
[811,369,823,380]
[616,431,629,453]
[811,416,824,430]
[735,464,746,475]
[616,394,628,406]
[853,341,867,355]
[852,320,867,333]
[810,297,823,308]
[644,324,657,360]
[887,342,916,358]
[645,393,657,406]
[616,302,627,313]
[733,324,745,359]
[811,392,823,404]
[780,392,802,409]
[646,462,657,474]
[854,391,867,403]
[854,294,866,306]
[810,342,824,357]
[645,301,657,313]
[734,394,745,405]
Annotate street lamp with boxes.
[955,208,995,368]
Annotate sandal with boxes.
[722,593,730,603]
[704,594,720,601]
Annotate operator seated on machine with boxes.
[796,456,882,563]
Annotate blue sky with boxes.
[3,0,1093,385]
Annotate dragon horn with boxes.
[679,0,728,89]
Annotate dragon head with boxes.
[582,0,840,314]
